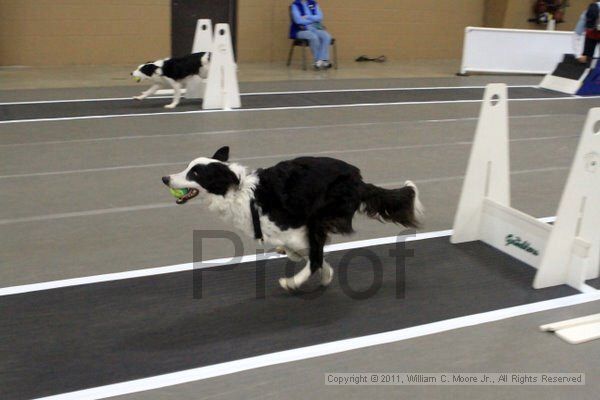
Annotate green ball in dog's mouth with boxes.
[169,188,189,198]
[168,188,199,204]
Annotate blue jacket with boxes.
[575,3,600,35]
[289,0,324,39]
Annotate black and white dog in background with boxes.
[162,147,423,292]
[131,52,210,109]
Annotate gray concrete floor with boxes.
[114,300,600,400]
[1,87,598,286]
[1,76,599,399]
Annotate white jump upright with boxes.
[451,83,600,291]
[192,19,213,53]
[157,19,213,99]
[202,23,241,110]
[534,110,600,289]
[451,84,510,244]
[186,19,213,99]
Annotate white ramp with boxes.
[539,54,591,95]
[202,23,241,110]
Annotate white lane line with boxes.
[0,166,570,227]
[241,85,539,96]
[0,229,453,296]
[0,170,568,226]
[0,135,578,180]
[379,166,570,187]
[2,96,599,125]
[35,290,600,400]
[0,202,184,225]
[0,85,538,106]
[0,219,561,296]
[0,113,579,148]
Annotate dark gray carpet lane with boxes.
[0,238,577,399]
[0,87,566,122]
[588,278,600,289]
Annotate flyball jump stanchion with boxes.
[192,19,214,53]
[185,19,214,99]
[157,19,241,110]
[202,23,241,110]
[156,19,213,98]
[451,83,600,292]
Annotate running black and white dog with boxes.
[162,147,423,292]
[131,52,210,109]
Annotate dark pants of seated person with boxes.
[583,36,600,60]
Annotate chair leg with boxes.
[301,44,307,71]
[286,43,294,67]
[333,41,338,70]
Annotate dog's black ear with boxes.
[140,64,159,77]
[187,163,239,196]
[212,146,230,162]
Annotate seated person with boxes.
[289,0,332,69]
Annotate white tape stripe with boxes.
[0,136,577,180]
[240,84,538,96]
[0,113,582,148]
[1,220,562,296]
[35,290,600,400]
[0,229,451,296]
[0,85,537,106]
[2,96,599,125]
[0,173,565,226]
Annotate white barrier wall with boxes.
[460,27,581,75]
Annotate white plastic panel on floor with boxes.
[460,27,578,75]
[541,314,600,344]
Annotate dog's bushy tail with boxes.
[359,181,423,228]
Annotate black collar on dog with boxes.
[250,199,263,241]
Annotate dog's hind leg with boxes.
[279,222,332,292]
[307,223,334,287]
[279,261,311,292]
[134,84,161,100]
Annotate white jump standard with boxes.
[452,83,600,291]
[452,83,600,344]
[154,19,241,110]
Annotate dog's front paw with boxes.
[133,96,144,101]
[164,103,177,109]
